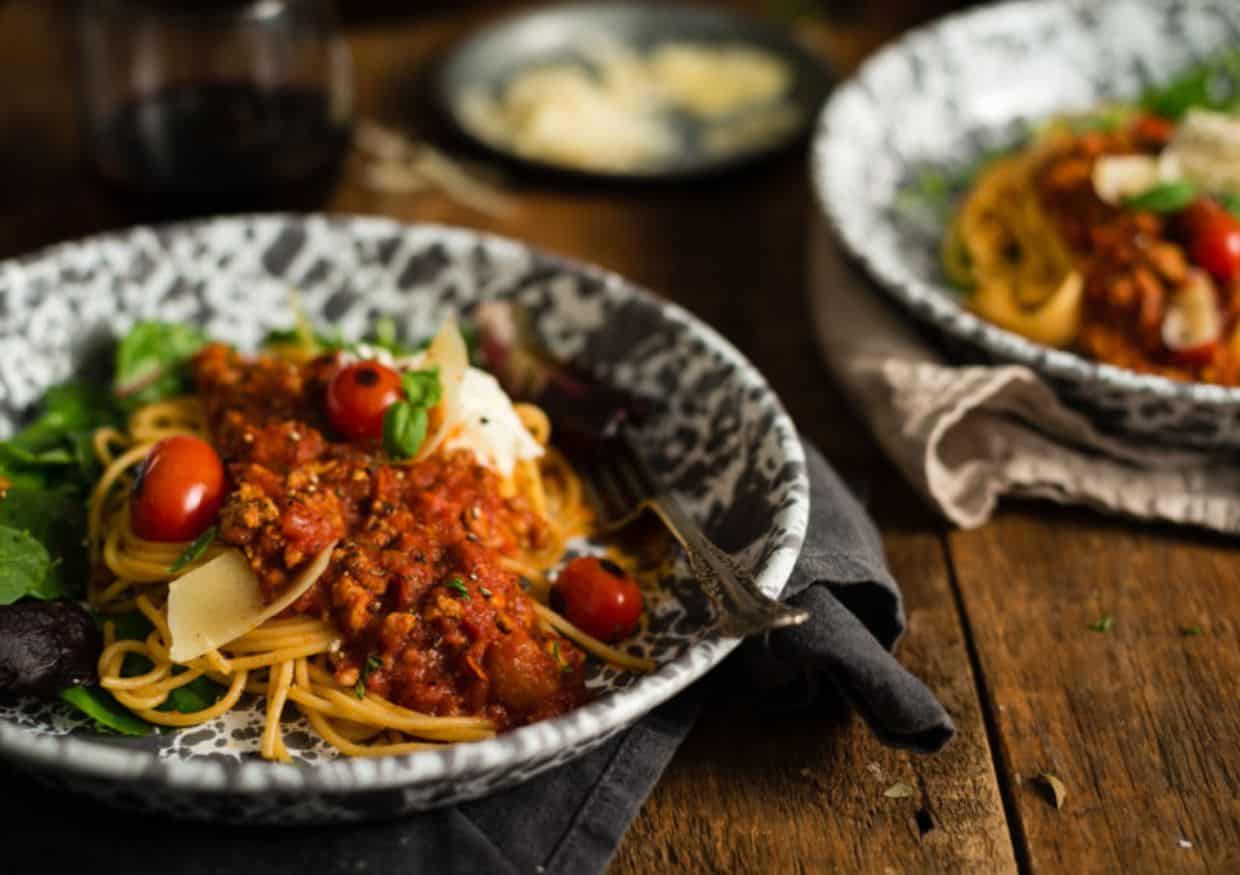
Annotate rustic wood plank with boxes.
[949,509,1240,874]
[612,533,1016,875]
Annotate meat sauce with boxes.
[1034,122,1240,384]
[192,343,588,728]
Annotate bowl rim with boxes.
[810,0,1240,408]
[0,213,809,795]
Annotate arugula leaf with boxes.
[383,402,428,459]
[113,322,207,409]
[1123,181,1197,213]
[1142,49,1240,119]
[0,380,121,495]
[0,486,88,599]
[59,686,152,736]
[169,525,216,573]
[0,527,56,605]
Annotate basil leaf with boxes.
[59,686,152,736]
[401,368,442,408]
[0,526,56,605]
[169,525,216,573]
[1123,181,1197,213]
[114,322,207,409]
[382,402,427,458]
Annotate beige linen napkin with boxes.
[807,213,1240,533]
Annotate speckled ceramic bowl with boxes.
[0,215,808,823]
[813,0,1240,447]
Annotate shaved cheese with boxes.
[168,544,336,663]
[442,367,544,476]
[416,319,470,461]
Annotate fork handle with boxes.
[645,494,810,639]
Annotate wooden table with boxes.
[4,1,1239,872]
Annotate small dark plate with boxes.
[435,2,833,182]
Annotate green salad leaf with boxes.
[59,686,152,737]
[0,527,55,605]
[1142,48,1240,119]
[0,485,89,599]
[113,321,207,409]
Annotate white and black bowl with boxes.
[813,0,1240,447]
[0,215,808,823]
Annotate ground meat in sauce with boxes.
[193,343,589,729]
[1033,123,1240,385]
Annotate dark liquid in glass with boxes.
[91,81,351,213]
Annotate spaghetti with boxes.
[85,332,655,763]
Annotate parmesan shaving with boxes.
[458,38,798,173]
[168,543,336,663]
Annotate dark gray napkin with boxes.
[0,440,951,875]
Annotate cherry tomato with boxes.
[130,435,225,542]
[1184,198,1240,284]
[326,360,403,441]
[552,557,643,643]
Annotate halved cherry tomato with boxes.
[1184,198,1240,284]
[326,360,403,441]
[552,557,643,643]
[130,435,225,542]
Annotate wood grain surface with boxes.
[1,0,1236,872]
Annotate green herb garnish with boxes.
[169,525,217,573]
[382,368,442,459]
[1089,616,1115,633]
[1123,181,1197,213]
[1142,48,1240,120]
[446,577,469,599]
[113,322,207,409]
[354,654,383,699]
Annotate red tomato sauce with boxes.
[192,343,588,729]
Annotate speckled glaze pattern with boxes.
[0,215,808,822]
[813,0,1240,447]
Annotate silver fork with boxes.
[576,429,809,639]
